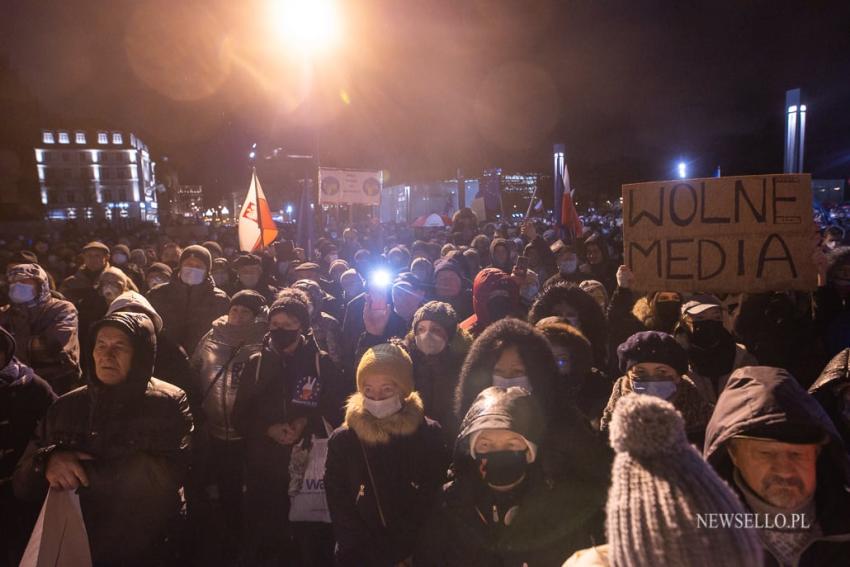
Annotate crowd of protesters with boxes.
[1,204,850,566]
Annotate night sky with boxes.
[2,0,849,206]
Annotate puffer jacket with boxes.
[705,366,850,566]
[147,270,230,356]
[13,312,193,565]
[1,265,81,395]
[59,265,103,307]
[809,348,850,446]
[325,391,448,566]
[191,316,267,440]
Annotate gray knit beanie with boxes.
[606,394,763,567]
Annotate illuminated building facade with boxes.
[35,129,158,223]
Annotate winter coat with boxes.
[704,366,850,566]
[233,334,345,441]
[325,392,448,566]
[406,327,472,442]
[809,348,850,447]
[191,316,267,440]
[312,311,344,368]
[59,265,103,307]
[13,312,193,565]
[0,326,56,482]
[417,388,603,567]
[147,271,230,356]
[601,375,713,447]
[0,295,81,396]
[686,343,757,404]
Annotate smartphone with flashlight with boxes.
[513,255,529,279]
[368,268,392,308]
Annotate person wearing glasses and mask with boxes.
[601,331,714,446]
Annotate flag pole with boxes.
[524,183,539,219]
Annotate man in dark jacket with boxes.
[148,245,230,356]
[809,348,850,447]
[0,326,56,567]
[59,241,110,307]
[13,312,193,565]
[704,366,850,566]
[224,253,279,305]
[1,263,81,394]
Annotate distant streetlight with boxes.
[677,161,687,179]
[269,0,342,57]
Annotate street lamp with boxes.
[269,0,342,57]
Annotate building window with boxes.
[43,153,52,162]
[75,132,86,144]
[118,169,127,180]
[58,132,69,144]
[118,189,127,201]
[62,152,70,162]
[98,132,108,144]
[66,191,76,203]
[43,132,55,144]
[103,189,113,202]
[84,208,94,220]
[112,133,123,144]
[63,168,72,179]
[103,168,112,180]
[66,208,78,219]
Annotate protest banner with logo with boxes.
[622,173,816,293]
[318,168,382,206]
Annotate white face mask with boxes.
[9,282,37,304]
[112,253,128,265]
[632,379,677,400]
[415,331,447,355]
[492,375,533,393]
[180,266,206,286]
[363,395,402,419]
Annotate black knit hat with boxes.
[180,245,212,272]
[617,331,689,375]
[268,295,311,330]
[230,290,267,315]
[412,301,458,338]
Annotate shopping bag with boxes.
[19,488,92,567]
[288,435,331,523]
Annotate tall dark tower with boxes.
[784,88,807,173]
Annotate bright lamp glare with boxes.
[270,0,341,55]
[677,161,687,179]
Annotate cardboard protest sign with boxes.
[622,174,816,293]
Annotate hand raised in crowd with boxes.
[45,450,93,491]
[363,293,391,336]
[616,265,635,289]
[521,220,537,241]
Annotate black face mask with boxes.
[270,328,300,350]
[691,320,728,349]
[654,301,681,330]
[475,450,528,488]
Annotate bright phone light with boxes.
[369,269,392,289]
[677,161,687,179]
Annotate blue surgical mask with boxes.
[631,379,677,400]
[559,259,578,274]
[180,266,206,286]
[9,283,37,304]
[493,375,533,393]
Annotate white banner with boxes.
[318,168,382,205]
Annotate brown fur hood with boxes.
[344,391,425,446]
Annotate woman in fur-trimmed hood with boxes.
[325,341,449,566]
